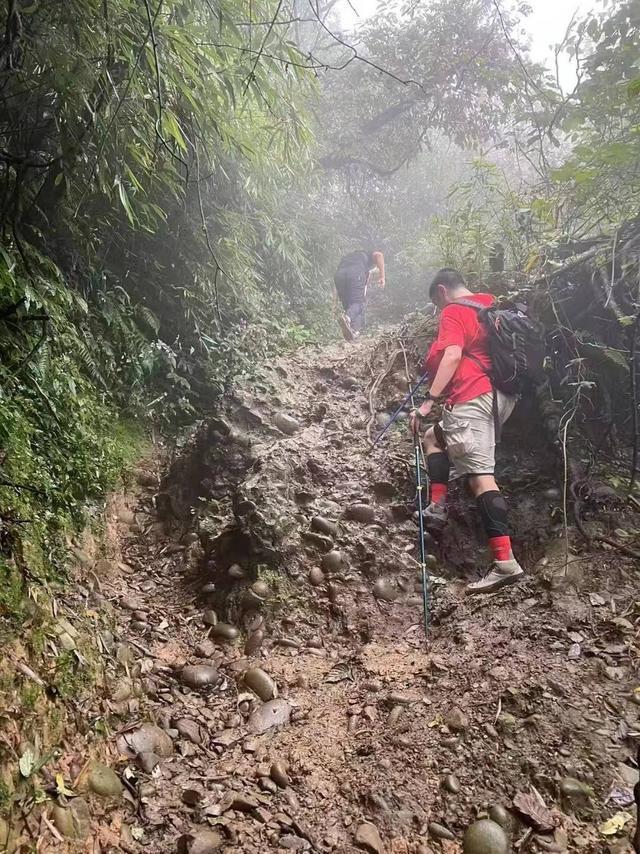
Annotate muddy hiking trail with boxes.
[4,324,640,854]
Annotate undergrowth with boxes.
[0,246,151,636]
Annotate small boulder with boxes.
[177,829,224,853]
[322,550,343,572]
[275,413,300,435]
[180,665,219,690]
[345,504,376,524]
[88,764,123,798]
[429,823,455,841]
[251,580,269,599]
[244,667,278,701]
[247,699,291,734]
[52,799,91,840]
[202,610,217,626]
[116,723,173,758]
[311,516,338,537]
[462,820,508,854]
[445,706,469,732]
[270,760,290,788]
[176,719,203,745]
[211,623,239,642]
[309,567,325,587]
[355,821,384,853]
[373,578,398,602]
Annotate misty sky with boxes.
[341,0,595,88]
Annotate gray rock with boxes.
[244,667,278,701]
[270,760,290,788]
[373,578,398,602]
[443,774,460,794]
[275,413,300,435]
[116,723,173,758]
[202,610,217,626]
[429,823,455,841]
[321,550,343,572]
[618,762,640,787]
[311,516,339,537]
[177,829,224,853]
[130,620,148,632]
[180,665,219,690]
[302,531,333,551]
[176,719,203,745]
[280,835,310,851]
[247,699,291,734]
[345,503,376,523]
[559,777,593,804]
[251,580,270,599]
[52,798,91,839]
[309,567,325,587]
[211,623,239,641]
[487,805,514,830]
[138,752,160,773]
[445,707,469,732]
[355,821,384,853]
[88,764,122,798]
[259,776,278,793]
[462,820,508,854]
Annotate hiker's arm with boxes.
[372,251,385,288]
[417,345,462,416]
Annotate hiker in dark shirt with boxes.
[334,250,385,340]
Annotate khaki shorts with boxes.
[435,391,516,476]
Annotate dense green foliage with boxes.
[0,0,638,617]
[0,0,325,612]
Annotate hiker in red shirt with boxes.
[409,268,524,594]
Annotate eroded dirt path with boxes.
[53,333,640,853]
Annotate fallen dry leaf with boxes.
[513,791,556,832]
[599,812,632,836]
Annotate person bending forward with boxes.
[410,268,524,595]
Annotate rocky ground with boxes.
[6,329,640,853]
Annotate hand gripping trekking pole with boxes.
[370,369,430,448]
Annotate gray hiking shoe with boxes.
[422,501,448,533]
[466,558,524,595]
[338,314,354,342]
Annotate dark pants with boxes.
[334,268,368,333]
[345,301,366,332]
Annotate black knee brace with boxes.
[476,490,509,538]
[427,451,450,484]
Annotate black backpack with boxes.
[456,299,546,396]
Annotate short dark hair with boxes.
[429,268,466,301]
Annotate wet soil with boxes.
[24,332,640,852]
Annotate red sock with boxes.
[489,535,512,562]
[431,482,448,505]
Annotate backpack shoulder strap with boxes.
[451,298,485,311]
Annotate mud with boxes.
[21,331,640,852]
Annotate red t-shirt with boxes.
[424,293,494,405]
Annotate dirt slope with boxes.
[28,332,640,853]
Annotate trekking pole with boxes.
[402,360,430,641]
[370,370,429,448]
